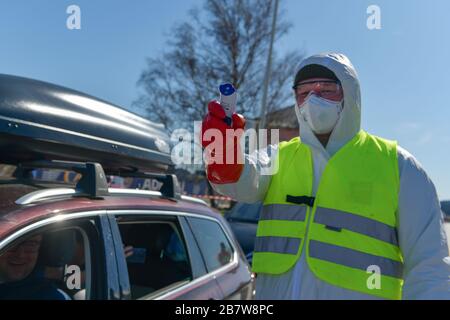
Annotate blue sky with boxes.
[0,0,449,199]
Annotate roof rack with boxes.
[15,160,109,198]
[15,188,207,206]
[105,169,181,199]
[13,160,181,201]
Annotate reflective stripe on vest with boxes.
[313,207,399,246]
[309,240,403,279]
[255,236,302,254]
[254,205,307,255]
[260,204,307,222]
[252,130,402,299]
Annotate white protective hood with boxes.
[294,53,362,156]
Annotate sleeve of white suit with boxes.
[397,146,450,299]
[210,143,279,203]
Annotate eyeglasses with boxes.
[6,240,42,254]
[294,80,342,104]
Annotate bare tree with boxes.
[134,0,304,131]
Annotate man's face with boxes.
[0,235,42,283]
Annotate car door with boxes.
[171,216,225,300]
[185,215,253,300]
[0,211,120,300]
[107,209,224,300]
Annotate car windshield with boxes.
[227,202,262,223]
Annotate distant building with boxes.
[248,105,299,143]
[265,105,298,142]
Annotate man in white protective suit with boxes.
[200,53,450,299]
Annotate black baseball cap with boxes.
[293,64,339,89]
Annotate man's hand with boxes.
[201,100,246,184]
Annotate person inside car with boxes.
[0,234,70,300]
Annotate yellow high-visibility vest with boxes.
[252,130,402,299]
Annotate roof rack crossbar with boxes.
[13,161,182,201]
[106,169,181,199]
[14,160,109,198]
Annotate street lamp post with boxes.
[258,0,279,130]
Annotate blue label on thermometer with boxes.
[219,83,236,96]
[219,83,237,119]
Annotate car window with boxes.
[0,222,97,300]
[228,202,262,222]
[187,217,234,272]
[441,201,449,215]
[441,201,450,219]
[116,218,193,300]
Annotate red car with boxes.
[0,74,254,300]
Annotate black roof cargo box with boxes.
[0,74,172,173]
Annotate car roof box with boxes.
[0,74,173,173]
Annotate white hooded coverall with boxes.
[212,53,450,299]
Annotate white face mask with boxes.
[299,93,343,134]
